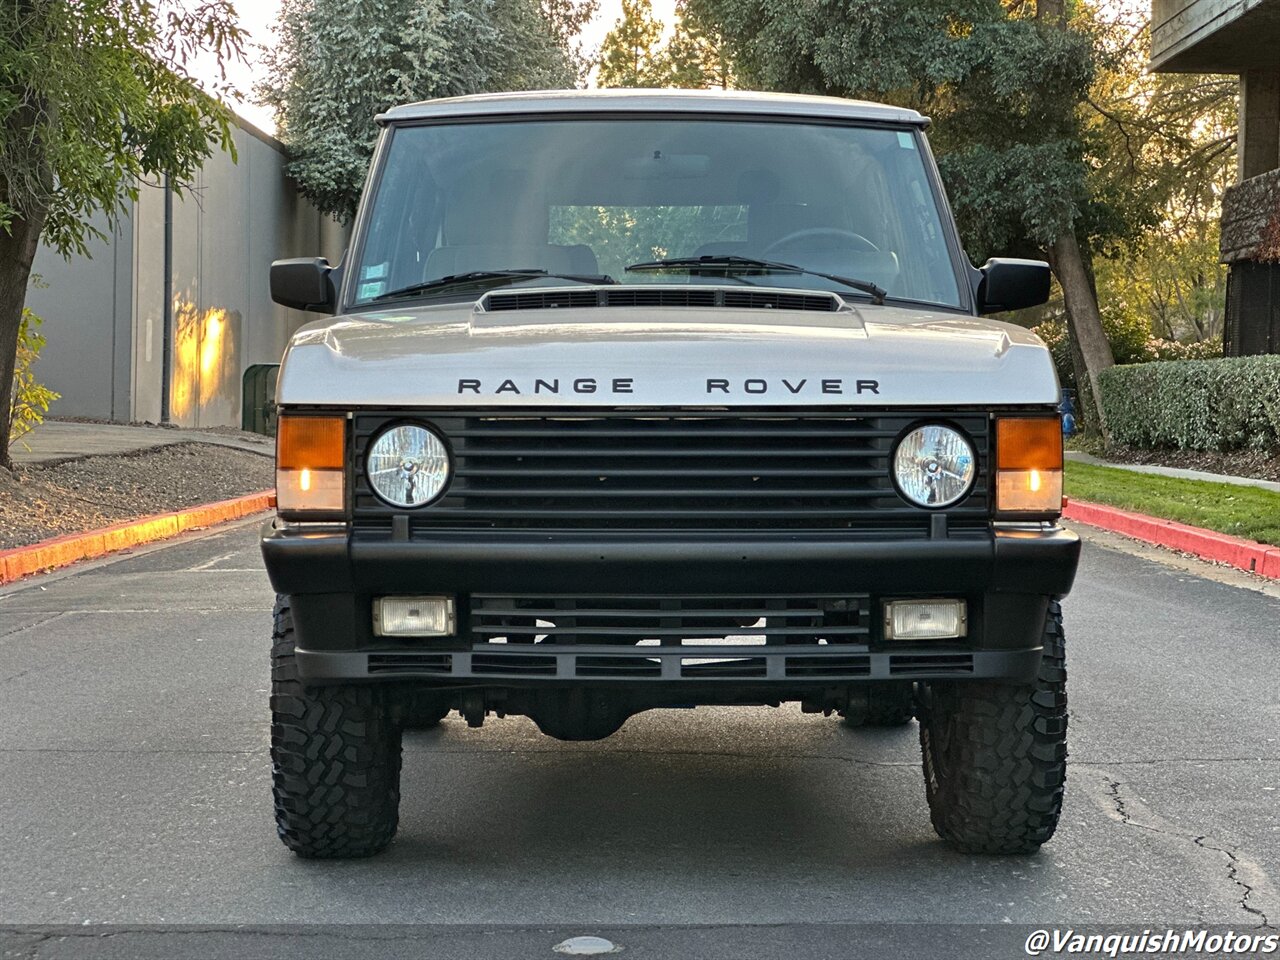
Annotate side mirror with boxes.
[271,258,337,313]
[976,258,1051,314]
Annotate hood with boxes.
[276,290,1059,408]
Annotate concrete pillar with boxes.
[1239,68,1280,181]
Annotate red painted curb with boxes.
[1063,499,1279,579]
[0,490,275,585]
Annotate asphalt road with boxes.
[1,519,1277,958]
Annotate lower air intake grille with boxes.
[469,594,870,645]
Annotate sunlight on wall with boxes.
[171,304,240,426]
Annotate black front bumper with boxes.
[261,524,1080,688]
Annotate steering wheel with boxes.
[763,227,879,261]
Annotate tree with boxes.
[597,0,666,88]
[259,0,575,223]
[682,0,1129,434]
[542,0,602,83]
[0,0,243,471]
[666,2,733,89]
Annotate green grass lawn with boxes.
[1064,461,1280,547]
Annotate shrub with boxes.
[1146,336,1223,361]
[1099,355,1280,452]
[1099,303,1154,366]
[8,309,60,447]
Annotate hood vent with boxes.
[722,290,839,312]
[482,286,840,313]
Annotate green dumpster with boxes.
[242,364,280,436]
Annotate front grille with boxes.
[469,594,871,645]
[352,410,991,533]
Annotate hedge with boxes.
[1099,355,1280,452]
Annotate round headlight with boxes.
[366,425,451,508]
[893,424,976,508]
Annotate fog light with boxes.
[884,599,967,640]
[373,596,456,637]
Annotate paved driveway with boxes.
[1,520,1276,957]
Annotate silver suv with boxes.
[263,89,1080,859]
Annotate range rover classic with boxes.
[263,89,1080,859]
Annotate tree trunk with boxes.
[0,209,47,471]
[1048,230,1114,441]
[1031,0,1116,439]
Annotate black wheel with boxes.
[841,682,915,727]
[918,601,1067,854]
[270,595,403,858]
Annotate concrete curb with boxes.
[1064,499,1280,580]
[0,491,275,585]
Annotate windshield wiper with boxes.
[624,255,887,305]
[367,269,616,303]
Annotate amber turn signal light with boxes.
[277,415,346,515]
[995,417,1063,516]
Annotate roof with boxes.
[1150,0,1280,73]
[378,89,929,127]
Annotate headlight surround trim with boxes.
[891,422,978,509]
[365,422,453,509]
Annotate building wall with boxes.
[25,214,134,422]
[25,116,345,427]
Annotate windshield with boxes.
[351,118,964,309]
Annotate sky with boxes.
[202,0,1138,137]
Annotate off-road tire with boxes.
[918,601,1067,854]
[270,596,403,858]
[841,682,915,727]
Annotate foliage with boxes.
[595,0,733,90]
[1098,356,1280,453]
[1064,460,1280,547]
[1094,222,1228,343]
[0,0,243,258]
[541,0,602,82]
[260,0,576,222]
[1035,312,1223,389]
[8,309,58,446]
[597,0,667,88]
[1083,9,1235,348]
[1082,11,1236,252]
[664,2,733,89]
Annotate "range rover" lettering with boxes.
[456,377,880,395]
[704,378,880,395]
[457,378,634,395]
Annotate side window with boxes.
[355,161,443,300]
[889,137,959,306]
